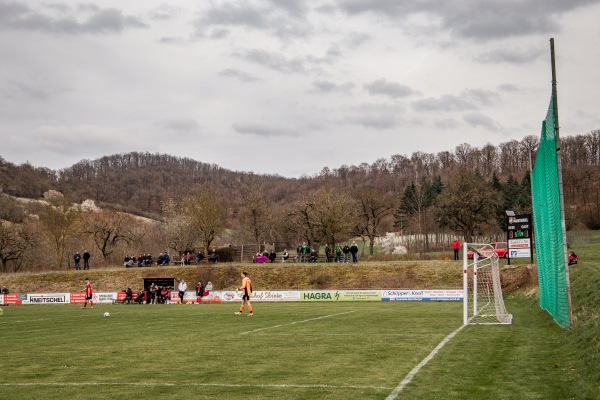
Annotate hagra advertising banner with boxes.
[301,290,382,302]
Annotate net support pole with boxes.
[550,38,574,330]
[473,254,478,317]
[463,242,468,325]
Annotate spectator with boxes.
[342,244,350,263]
[335,245,342,263]
[208,249,218,263]
[568,251,578,266]
[350,241,359,263]
[163,253,171,265]
[123,288,133,304]
[178,280,187,304]
[160,286,169,304]
[296,243,302,263]
[196,280,205,303]
[83,250,91,270]
[185,251,192,265]
[269,249,277,263]
[149,282,157,304]
[205,281,213,296]
[281,249,289,263]
[195,251,205,264]
[301,242,310,262]
[135,290,144,304]
[325,244,332,262]
[73,252,82,271]
[255,252,267,264]
[124,256,134,268]
[1,286,9,294]
[452,239,460,261]
[308,248,318,263]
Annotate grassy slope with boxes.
[0,260,534,294]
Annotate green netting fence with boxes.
[530,96,570,329]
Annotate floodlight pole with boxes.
[550,38,573,330]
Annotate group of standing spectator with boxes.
[292,241,360,263]
[73,250,91,270]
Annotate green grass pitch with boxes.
[0,300,579,399]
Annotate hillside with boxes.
[0,261,535,294]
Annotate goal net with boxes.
[463,243,512,325]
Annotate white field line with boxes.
[0,382,393,391]
[240,310,358,335]
[385,324,465,400]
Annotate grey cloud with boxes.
[3,80,49,100]
[0,1,147,34]
[434,118,460,130]
[463,112,501,131]
[311,80,355,94]
[412,89,500,112]
[148,4,181,21]
[265,0,309,18]
[463,89,501,107]
[344,104,402,129]
[237,49,307,73]
[233,122,298,137]
[474,47,544,64]
[209,28,231,39]
[337,0,599,41]
[364,79,416,99]
[498,83,519,92]
[193,1,311,39]
[412,95,476,112]
[219,68,261,83]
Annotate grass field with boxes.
[0,298,588,400]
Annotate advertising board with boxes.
[381,289,463,301]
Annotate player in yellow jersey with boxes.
[235,271,253,316]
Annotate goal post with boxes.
[463,243,513,325]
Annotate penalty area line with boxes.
[0,382,393,391]
[240,310,358,335]
[385,324,466,400]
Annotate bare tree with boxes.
[80,209,145,261]
[37,199,81,269]
[0,221,38,272]
[435,171,501,242]
[288,188,358,248]
[354,187,397,255]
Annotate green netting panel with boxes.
[530,96,570,329]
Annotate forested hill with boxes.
[1,128,599,228]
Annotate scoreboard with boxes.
[507,214,533,261]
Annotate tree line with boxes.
[0,128,598,272]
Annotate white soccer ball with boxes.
[103,312,110,318]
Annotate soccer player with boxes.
[235,271,253,316]
[82,277,93,309]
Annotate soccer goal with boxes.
[463,243,513,325]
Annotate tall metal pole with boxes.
[550,38,574,330]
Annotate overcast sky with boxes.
[1,0,599,177]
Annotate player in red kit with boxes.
[82,277,94,309]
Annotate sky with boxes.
[1,0,599,178]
